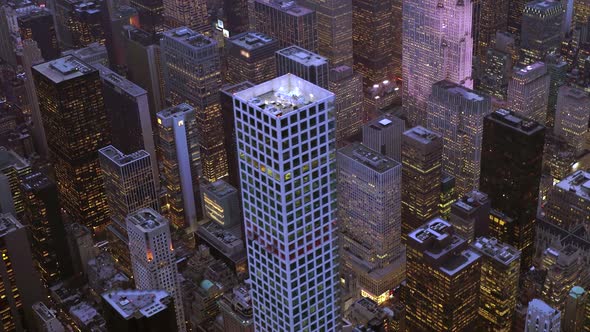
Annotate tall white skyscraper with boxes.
[402,0,474,127]
[427,80,491,197]
[233,74,340,331]
[126,208,185,331]
[507,62,551,125]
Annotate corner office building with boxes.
[32,56,110,236]
[337,143,404,304]
[405,218,481,331]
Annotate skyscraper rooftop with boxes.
[20,171,52,192]
[229,32,276,51]
[472,237,521,265]
[403,126,441,145]
[162,27,215,49]
[98,146,150,166]
[157,103,194,120]
[234,74,333,117]
[554,170,590,201]
[276,46,328,66]
[256,0,313,16]
[488,109,545,135]
[102,289,172,319]
[408,218,481,276]
[201,180,238,199]
[454,191,490,214]
[32,56,94,83]
[127,208,167,232]
[0,213,22,237]
[95,64,146,97]
[0,147,29,171]
[432,80,486,102]
[338,143,400,173]
[524,0,564,16]
[513,62,548,80]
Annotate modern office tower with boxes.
[427,81,491,197]
[102,289,178,331]
[0,147,31,217]
[161,27,228,182]
[352,0,395,92]
[21,172,73,286]
[508,0,527,38]
[18,39,48,157]
[480,109,545,269]
[276,46,329,89]
[297,0,352,67]
[525,299,561,332]
[449,190,492,244]
[401,127,443,241]
[479,32,516,100]
[233,75,340,331]
[507,62,551,127]
[545,56,568,127]
[405,218,482,331]
[123,26,165,120]
[102,6,139,75]
[0,213,43,332]
[362,115,405,162]
[157,104,200,230]
[32,56,110,236]
[329,66,364,145]
[338,143,404,304]
[17,8,59,60]
[201,180,240,229]
[475,0,509,58]
[63,0,106,48]
[99,146,160,275]
[129,0,164,34]
[65,222,96,276]
[471,237,521,331]
[574,0,590,29]
[564,286,588,332]
[488,209,515,245]
[32,302,66,332]
[0,6,17,66]
[225,32,279,85]
[251,0,317,52]
[542,245,582,313]
[220,82,255,190]
[402,0,474,127]
[219,286,254,332]
[0,174,15,215]
[162,0,208,33]
[439,174,456,220]
[96,64,158,182]
[127,208,185,331]
[222,0,249,35]
[555,86,590,155]
[520,0,565,65]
